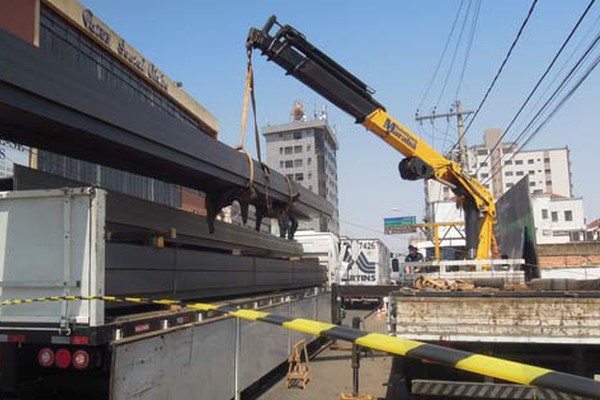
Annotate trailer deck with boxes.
[390,290,600,344]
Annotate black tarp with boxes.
[495,176,540,281]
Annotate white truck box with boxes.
[339,238,390,286]
[0,187,105,326]
[294,230,340,286]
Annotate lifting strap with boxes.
[238,48,273,214]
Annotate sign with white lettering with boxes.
[80,9,169,93]
[0,140,30,178]
[384,216,417,234]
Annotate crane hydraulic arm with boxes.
[247,16,497,260]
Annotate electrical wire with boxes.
[435,0,473,108]
[454,0,482,100]
[481,22,600,185]
[474,0,596,177]
[482,43,600,186]
[448,0,539,157]
[510,12,600,138]
[417,0,466,112]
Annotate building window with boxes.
[506,183,513,188]
[529,170,535,175]
[308,172,312,179]
[285,160,293,168]
[477,149,488,156]
[308,185,313,191]
[307,145,311,152]
[279,161,284,168]
[279,147,283,154]
[294,145,303,153]
[295,173,304,181]
[545,169,551,173]
[546,180,552,185]
[533,189,543,194]
[516,171,524,176]
[481,173,489,179]
[542,209,548,219]
[505,171,513,176]
[528,159,534,164]
[294,159,303,167]
[565,210,573,222]
[529,182,536,187]
[551,212,558,222]
[293,131,302,140]
[504,160,513,165]
[284,146,293,155]
[307,157,312,165]
[515,160,523,165]
[544,157,550,163]
[480,162,488,167]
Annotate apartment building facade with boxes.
[425,129,584,246]
[263,103,339,234]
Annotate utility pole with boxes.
[416,100,474,170]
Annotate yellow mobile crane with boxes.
[247,16,497,260]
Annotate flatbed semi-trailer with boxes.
[0,187,330,399]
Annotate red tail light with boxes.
[38,348,54,367]
[72,350,90,370]
[55,349,71,369]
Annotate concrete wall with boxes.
[548,148,572,197]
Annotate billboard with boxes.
[384,216,417,234]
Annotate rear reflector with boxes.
[7,335,26,343]
[38,348,54,367]
[72,350,90,370]
[55,349,71,369]
[70,336,90,345]
[134,323,150,333]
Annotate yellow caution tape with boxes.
[0,294,598,399]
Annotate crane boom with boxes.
[247,16,496,259]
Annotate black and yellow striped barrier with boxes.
[2,294,599,399]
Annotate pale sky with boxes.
[80,0,600,253]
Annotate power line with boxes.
[448,0,539,157]
[474,0,596,177]
[454,0,482,100]
[435,0,473,108]
[482,36,600,186]
[480,4,600,183]
[512,33,600,150]
[510,12,600,140]
[417,0,466,112]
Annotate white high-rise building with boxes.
[263,101,340,234]
[425,129,584,246]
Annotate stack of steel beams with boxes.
[8,166,325,301]
[0,29,332,228]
